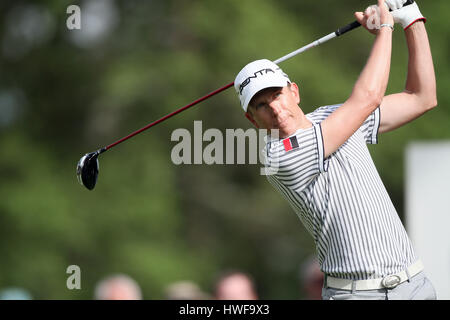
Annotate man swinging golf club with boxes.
[235,0,437,300]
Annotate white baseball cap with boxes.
[234,59,291,112]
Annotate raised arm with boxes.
[321,0,394,158]
[378,1,437,134]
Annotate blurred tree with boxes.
[0,0,448,299]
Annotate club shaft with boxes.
[273,32,337,65]
[105,82,234,151]
[102,20,365,153]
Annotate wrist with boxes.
[404,18,426,33]
[380,23,394,31]
[404,17,426,30]
[377,24,394,35]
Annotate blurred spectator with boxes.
[0,287,32,300]
[299,256,323,300]
[94,274,142,300]
[214,271,258,300]
[164,280,211,300]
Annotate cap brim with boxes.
[242,76,289,112]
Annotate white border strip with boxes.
[372,107,381,144]
[314,124,326,173]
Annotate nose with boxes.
[268,101,283,116]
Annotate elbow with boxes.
[372,92,384,109]
[419,90,438,111]
[353,88,383,111]
[404,88,437,112]
[414,84,438,111]
[425,96,438,111]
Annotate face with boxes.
[245,83,304,138]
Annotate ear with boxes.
[245,111,259,128]
[289,82,301,105]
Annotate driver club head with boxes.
[77,151,100,190]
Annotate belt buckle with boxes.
[381,275,401,289]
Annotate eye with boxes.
[256,102,267,110]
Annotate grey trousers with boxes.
[322,271,437,300]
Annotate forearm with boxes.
[404,21,437,106]
[321,27,394,157]
[352,28,393,105]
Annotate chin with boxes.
[279,124,297,137]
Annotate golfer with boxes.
[234,0,437,300]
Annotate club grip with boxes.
[335,21,362,36]
[335,0,415,36]
[403,0,415,8]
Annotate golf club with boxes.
[77,0,414,190]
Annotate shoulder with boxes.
[306,103,343,123]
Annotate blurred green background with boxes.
[0,0,448,299]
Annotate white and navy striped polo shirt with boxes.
[264,104,417,280]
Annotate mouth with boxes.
[274,116,290,127]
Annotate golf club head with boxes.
[77,151,100,190]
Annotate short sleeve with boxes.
[360,107,381,144]
[264,123,326,192]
